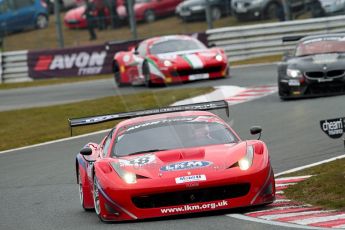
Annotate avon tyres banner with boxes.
[28,45,110,78]
[27,33,207,79]
[320,117,345,139]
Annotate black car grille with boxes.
[171,66,223,77]
[306,82,345,95]
[132,183,250,209]
[305,70,345,79]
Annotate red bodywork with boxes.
[76,111,275,222]
[64,0,182,29]
[113,35,229,86]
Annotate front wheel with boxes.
[93,176,103,220]
[113,61,124,87]
[78,170,93,211]
[35,14,48,29]
[142,61,153,87]
[265,3,282,20]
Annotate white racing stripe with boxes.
[291,214,345,225]
[184,54,204,69]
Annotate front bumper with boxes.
[278,77,345,99]
[150,64,229,85]
[96,164,275,221]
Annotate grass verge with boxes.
[0,74,113,90]
[0,87,213,151]
[281,158,345,211]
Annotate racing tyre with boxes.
[211,7,222,20]
[144,10,156,23]
[264,3,281,20]
[113,61,124,87]
[35,14,48,29]
[78,169,93,211]
[93,176,104,221]
[142,61,153,87]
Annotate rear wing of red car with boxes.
[68,100,229,136]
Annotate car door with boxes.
[0,0,15,34]
[162,0,182,14]
[10,0,36,30]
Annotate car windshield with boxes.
[150,39,206,55]
[295,38,345,56]
[112,117,237,157]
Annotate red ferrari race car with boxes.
[112,35,229,87]
[71,100,275,222]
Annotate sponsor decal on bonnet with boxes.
[161,161,212,171]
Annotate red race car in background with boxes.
[117,0,183,22]
[112,35,229,87]
[64,0,182,29]
[71,100,275,222]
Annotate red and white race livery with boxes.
[71,101,275,222]
[112,35,229,87]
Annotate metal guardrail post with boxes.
[0,51,2,84]
[205,0,213,30]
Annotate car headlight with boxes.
[215,54,223,61]
[164,60,173,67]
[286,69,302,78]
[190,5,204,11]
[238,145,254,171]
[110,162,137,184]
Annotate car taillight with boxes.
[41,0,48,8]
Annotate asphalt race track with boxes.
[0,64,276,112]
[1,64,345,230]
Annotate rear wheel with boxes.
[36,14,48,29]
[144,10,156,23]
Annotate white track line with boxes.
[0,129,111,155]
[227,214,325,230]
[276,155,345,177]
[276,175,314,181]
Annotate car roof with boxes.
[116,110,222,128]
[143,35,195,46]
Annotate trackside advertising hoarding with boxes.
[27,41,138,79]
[27,33,207,79]
[320,117,345,139]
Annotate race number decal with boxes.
[119,154,156,166]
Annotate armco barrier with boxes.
[0,50,31,83]
[207,15,345,62]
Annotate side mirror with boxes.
[80,147,93,156]
[250,126,262,139]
